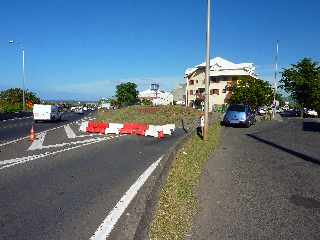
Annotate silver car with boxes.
[222,104,255,127]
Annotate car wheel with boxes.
[245,120,250,128]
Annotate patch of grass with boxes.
[149,123,221,240]
[96,105,202,127]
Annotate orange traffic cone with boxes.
[158,131,164,139]
[29,125,36,142]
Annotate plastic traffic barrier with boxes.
[86,121,109,134]
[161,124,175,135]
[79,121,89,132]
[119,123,149,135]
[105,123,124,134]
[145,125,161,137]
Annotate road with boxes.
[0,114,185,240]
[188,116,320,239]
[0,111,93,144]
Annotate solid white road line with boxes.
[64,124,77,139]
[0,135,119,170]
[28,132,47,151]
[89,155,164,240]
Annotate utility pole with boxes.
[203,0,211,141]
[272,40,279,119]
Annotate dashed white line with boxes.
[0,135,120,170]
[0,118,88,147]
[0,116,32,122]
[89,155,164,240]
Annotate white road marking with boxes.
[0,118,87,147]
[89,155,164,240]
[0,135,120,170]
[28,132,47,151]
[40,137,108,150]
[64,124,77,139]
[0,116,32,122]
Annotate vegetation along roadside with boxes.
[149,122,221,240]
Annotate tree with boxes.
[0,88,40,112]
[280,58,320,115]
[228,76,273,110]
[140,98,153,106]
[115,82,139,107]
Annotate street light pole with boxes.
[22,49,26,111]
[203,0,211,141]
[9,40,26,111]
[272,40,279,119]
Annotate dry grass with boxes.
[149,123,221,240]
[96,105,202,128]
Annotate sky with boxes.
[0,0,319,101]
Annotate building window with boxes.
[210,89,219,95]
[189,80,194,85]
[210,77,219,82]
[189,90,193,95]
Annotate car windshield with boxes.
[228,104,245,112]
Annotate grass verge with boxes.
[96,105,202,128]
[149,123,221,240]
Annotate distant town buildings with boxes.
[171,83,186,105]
[139,83,174,106]
[185,57,256,111]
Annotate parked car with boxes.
[222,104,256,127]
[257,107,266,115]
[33,104,63,122]
[304,109,318,118]
[75,107,84,114]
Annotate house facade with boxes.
[185,57,257,111]
[171,83,186,105]
[139,84,174,106]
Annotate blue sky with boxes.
[0,0,319,100]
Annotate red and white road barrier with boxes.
[79,121,175,139]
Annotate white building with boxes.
[139,84,173,106]
[185,57,256,111]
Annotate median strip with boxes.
[149,123,220,240]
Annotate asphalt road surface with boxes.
[0,116,185,240]
[0,111,93,144]
[188,116,320,239]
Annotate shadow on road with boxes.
[247,133,320,166]
[303,121,320,132]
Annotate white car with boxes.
[258,108,266,115]
[33,104,62,122]
[75,107,84,114]
[306,109,318,118]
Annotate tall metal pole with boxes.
[22,49,26,111]
[203,0,211,141]
[272,40,279,119]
